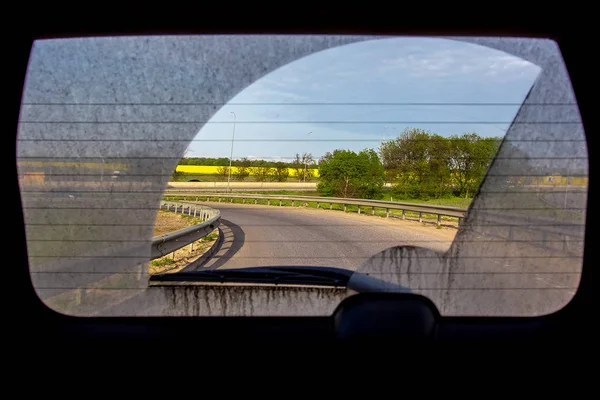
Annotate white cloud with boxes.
[189,37,541,159]
[376,45,539,81]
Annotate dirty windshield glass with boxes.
[17,36,587,317]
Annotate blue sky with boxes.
[188,37,541,161]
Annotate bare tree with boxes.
[292,153,304,182]
[301,153,314,182]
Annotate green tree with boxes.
[234,157,251,181]
[216,165,230,181]
[380,128,434,198]
[427,134,452,198]
[317,149,385,199]
[485,139,529,189]
[252,162,274,182]
[448,133,501,198]
[272,162,290,182]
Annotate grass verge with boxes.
[164,194,465,228]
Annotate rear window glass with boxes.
[17,36,587,316]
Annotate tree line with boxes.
[318,128,503,199]
[178,154,315,169]
[175,153,317,182]
[177,128,519,199]
[380,128,502,199]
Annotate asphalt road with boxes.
[188,201,583,316]
[192,201,456,271]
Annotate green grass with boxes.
[179,214,205,224]
[167,190,585,226]
[182,190,469,207]
[162,194,465,224]
[382,196,473,208]
[202,232,218,241]
[243,190,322,196]
[151,258,175,267]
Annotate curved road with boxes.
[191,201,456,271]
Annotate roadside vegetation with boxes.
[172,153,319,182]
[170,127,586,212]
[151,209,219,274]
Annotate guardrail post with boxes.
[437,214,441,228]
[218,197,221,203]
[230,197,233,203]
[358,206,361,215]
[402,210,405,220]
[386,208,389,218]
[344,204,347,212]
[317,202,320,209]
[243,198,245,204]
[292,200,295,207]
[255,198,257,204]
[207,197,210,202]
[194,208,197,217]
[458,217,462,226]
[330,203,333,210]
[372,207,375,215]
[279,200,282,206]
[196,196,198,201]
[419,212,422,223]
[268,199,270,206]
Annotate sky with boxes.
[186,37,542,162]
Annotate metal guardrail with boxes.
[151,201,221,260]
[164,193,467,227]
[163,194,586,253]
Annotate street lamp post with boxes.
[227,111,236,193]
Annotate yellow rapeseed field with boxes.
[176,165,321,177]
